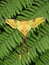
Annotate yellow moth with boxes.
[6,17,45,60]
[6,17,45,36]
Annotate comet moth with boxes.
[6,17,45,60]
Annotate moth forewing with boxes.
[32,17,45,28]
[6,19,17,29]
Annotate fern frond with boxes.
[17,0,49,21]
[36,50,49,65]
[0,0,49,65]
[0,27,23,59]
[0,17,49,65]
[27,20,49,53]
[0,0,33,26]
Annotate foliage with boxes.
[0,0,49,65]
